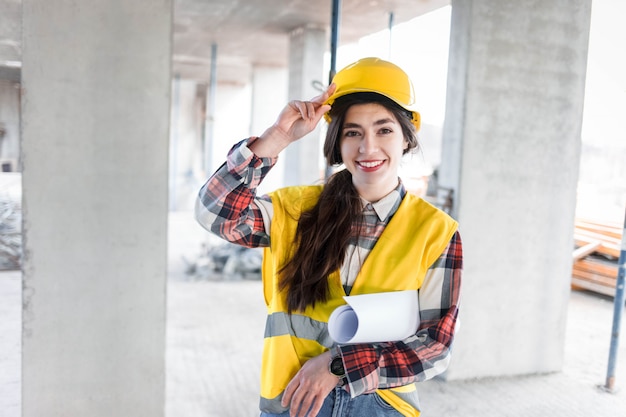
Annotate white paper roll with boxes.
[328,290,420,344]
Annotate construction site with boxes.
[1,0,625,416]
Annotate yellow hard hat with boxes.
[324,57,421,130]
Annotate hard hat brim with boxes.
[323,88,421,131]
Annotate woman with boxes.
[195,57,463,417]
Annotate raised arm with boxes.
[194,84,336,248]
[194,139,275,247]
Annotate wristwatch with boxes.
[328,355,346,379]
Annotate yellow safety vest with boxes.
[260,185,458,416]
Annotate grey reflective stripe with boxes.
[263,312,290,337]
[264,312,335,348]
[260,394,288,414]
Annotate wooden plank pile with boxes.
[572,218,623,297]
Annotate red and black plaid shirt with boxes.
[195,138,463,396]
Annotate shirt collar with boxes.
[360,181,407,222]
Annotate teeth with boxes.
[359,161,383,168]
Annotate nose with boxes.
[358,133,379,154]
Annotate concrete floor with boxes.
[1,211,625,416]
[164,279,626,417]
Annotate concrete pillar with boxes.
[21,1,171,415]
[250,65,288,193]
[285,26,326,186]
[440,0,592,379]
[170,76,205,211]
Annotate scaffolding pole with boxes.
[325,0,341,180]
[604,207,626,392]
[329,0,341,84]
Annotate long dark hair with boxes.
[278,92,419,313]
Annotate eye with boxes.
[343,130,361,137]
[379,127,393,134]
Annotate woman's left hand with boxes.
[281,350,341,417]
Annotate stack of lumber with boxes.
[572,218,623,297]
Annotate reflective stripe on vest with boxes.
[264,311,335,347]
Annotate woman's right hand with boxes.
[251,84,336,157]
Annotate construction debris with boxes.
[183,241,263,281]
[572,218,623,297]
[0,198,21,270]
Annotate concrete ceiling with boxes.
[0,0,448,85]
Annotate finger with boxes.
[306,395,326,417]
[326,82,337,97]
[292,392,325,417]
[290,100,306,118]
[288,386,307,417]
[315,103,331,120]
[281,379,295,408]
[293,394,316,417]
[310,83,336,104]
[305,101,315,120]
[291,101,313,125]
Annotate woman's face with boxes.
[339,102,408,202]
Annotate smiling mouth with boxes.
[357,160,384,168]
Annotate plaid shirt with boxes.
[195,137,463,397]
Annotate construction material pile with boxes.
[183,241,263,281]
[572,218,623,297]
[0,198,21,270]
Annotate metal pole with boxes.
[605,207,626,392]
[205,42,218,176]
[326,0,341,180]
[329,0,341,84]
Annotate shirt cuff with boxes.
[226,137,277,186]
[229,137,276,167]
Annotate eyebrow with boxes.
[343,118,397,129]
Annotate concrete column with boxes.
[170,76,205,211]
[285,26,326,186]
[251,65,288,193]
[440,0,592,379]
[21,1,171,415]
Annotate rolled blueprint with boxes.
[328,290,420,344]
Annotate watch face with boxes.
[330,357,345,376]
